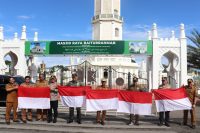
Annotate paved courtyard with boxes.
[0,102,199,133]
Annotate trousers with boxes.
[5,102,18,122]
[96,110,106,122]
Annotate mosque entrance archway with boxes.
[4,51,18,76]
[160,51,179,87]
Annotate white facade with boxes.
[92,0,123,40]
[0,26,28,76]
[89,0,139,87]
[88,56,139,84]
[147,23,187,89]
[0,0,188,90]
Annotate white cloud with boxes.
[123,23,200,40]
[62,33,91,40]
[30,28,39,32]
[17,15,34,20]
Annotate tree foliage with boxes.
[187,29,200,69]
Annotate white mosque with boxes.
[0,0,188,90]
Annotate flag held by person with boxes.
[86,89,119,111]
[153,87,192,112]
[18,86,50,109]
[117,90,152,115]
[58,86,91,107]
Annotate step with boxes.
[0,120,172,133]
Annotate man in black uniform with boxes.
[66,73,84,124]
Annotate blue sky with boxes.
[1,0,200,66]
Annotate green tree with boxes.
[187,29,200,69]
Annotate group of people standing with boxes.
[126,76,197,129]
[156,77,197,129]
[4,73,198,129]
[5,74,59,124]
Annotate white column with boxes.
[152,23,158,39]
[34,32,38,41]
[151,23,159,89]
[112,21,114,40]
[152,39,159,89]
[14,32,18,41]
[147,31,151,40]
[148,70,152,91]
[100,0,103,14]
[179,23,187,85]
[111,0,114,14]
[21,25,27,40]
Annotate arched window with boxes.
[115,28,119,37]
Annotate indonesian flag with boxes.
[18,86,50,109]
[153,87,192,112]
[58,86,91,107]
[86,89,119,111]
[117,90,152,115]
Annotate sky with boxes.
[1,0,200,67]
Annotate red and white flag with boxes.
[58,86,91,107]
[117,90,152,115]
[86,90,119,111]
[153,87,192,112]
[18,86,50,109]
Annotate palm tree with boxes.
[187,29,200,69]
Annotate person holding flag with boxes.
[127,77,143,126]
[35,73,49,121]
[20,76,35,123]
[157,77,171,127]
[47,75,59,123]
[95,78,109,125]
[66,73,84,124]
[5,77,20,125]
[183,79,197,129]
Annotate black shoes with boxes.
[165,123,170,127]
[68,120,81,124]
[13,120,19,122]
[191,125,196,129]
[77,121,82,124]
[22,120,27,123]
[101,121,105,125]
[158,122,163,126]
[134,122,139,126]
[158,122,169,127]
[67,120,73,124]
[27,119,33,122]
[47,119,52,123]
[53,118,57,123]
[48,117,57,123]
[6,121,10,125]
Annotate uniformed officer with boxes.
[127,77,143,126]
[35,73,48,121]
[47,75,59,123]
[20,76,35,123]
[183,79,197,129]
[158,77,171,127]
[5,77,19,124]
[96,78,109,125]
[66,73,84,124]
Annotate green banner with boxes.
[25,40,152,56]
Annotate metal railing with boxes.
[92,14,123,21]
[43,60,148,90]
